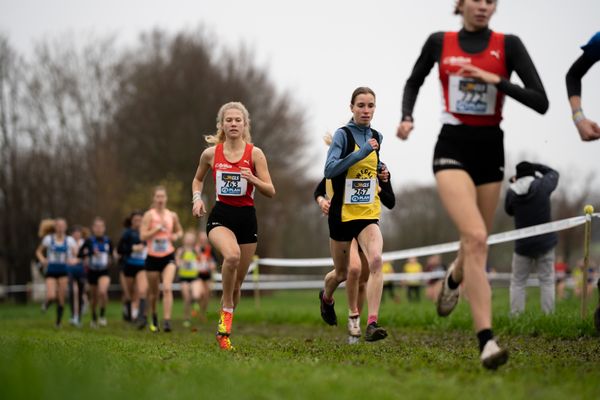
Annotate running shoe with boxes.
[183,320,192,328]
[364,322,388,342]
[90,320,98,329]
[480,339,509,370]
[191,304,200,318]
[216,334,233,350]
[348,336,360,345]
[136,315,147,330]
[347,315,361,344]
[69,316,82,328]
[98,317,108,327]
[163,320,172,333]
[216,310,234,350]
[122,305,130,322]
[149,323,160,333]
[319,289,337,326]
[436,263,461,317]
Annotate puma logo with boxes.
[490,50,500,60]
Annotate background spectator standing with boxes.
[505,162,559,315]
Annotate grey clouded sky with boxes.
[1,0,598,187]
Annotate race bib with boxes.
[91,252,109,268]
[130,247,147,261]
[448,75,497,115]
[344,179,376,204]
[197,261,210,273]
[152,238,169,253]
[182,260,198,272]
[216,170,248,197]
[48,252,67,264]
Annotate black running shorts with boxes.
[178,276,198,283]
[433,124,504,186]
[87,269,109,285]
[45,264,68,279]
[145,253,175,273]
[328,218,379,242]
[123,263,145,278]
[206,202,258,244]
[198,272,212,281]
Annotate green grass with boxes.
[1,288,600,400]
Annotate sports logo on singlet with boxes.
[216,170,248,197]
[448,75,497,115]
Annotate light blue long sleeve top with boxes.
[324,120,383,179]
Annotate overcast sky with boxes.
[1,0,598,187]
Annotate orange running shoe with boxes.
[216,310,234,350]
[191,303,199,318]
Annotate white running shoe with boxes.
[480,339,509,370]
[347,315,361,343]
[436,263,461,317]
[90,320,98,329]
[98,317,108,327]
[69,316,82,328]
[348,336,360,344]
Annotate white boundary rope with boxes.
[257,214,598,267]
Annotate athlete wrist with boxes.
[572,108,585,125]
[192,191,202,203]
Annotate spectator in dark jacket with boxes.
[505,161,559,315]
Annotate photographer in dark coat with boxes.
[505,161,559,315]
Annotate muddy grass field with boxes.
[1,289,599,399]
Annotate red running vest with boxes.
[212,143,255,207]
[439,31,508,126]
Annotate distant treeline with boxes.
[0,29,598,294]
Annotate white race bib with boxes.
[216,170,248,197]
[448,75,497,115]
[130,247,147,261]
[198,261,210,273]
[344,179,376,204]
[48,252,67,264]
[152,238,169,253]
[91,252,109,268]
[182,260,199,272]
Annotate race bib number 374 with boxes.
[344,179,376,204]
[216,171,247,197]
[448,75,497,115]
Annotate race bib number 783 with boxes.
[216,171,248,197]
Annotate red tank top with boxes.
[146,208,175,257]
[439,31,508,126]
[212,142,255,207]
